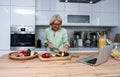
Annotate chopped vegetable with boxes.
[27,49,31,56]
[41,53,51,58]
[30,51,35,56]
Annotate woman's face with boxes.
[51,20,61,31]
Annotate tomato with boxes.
[19,50,27,56]
[41,53,51,58]
[59,51,62,54]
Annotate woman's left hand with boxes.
[62,45,69,52]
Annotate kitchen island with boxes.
[0,53,120,77]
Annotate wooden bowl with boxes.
[8,51,38,60]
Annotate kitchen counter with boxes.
[35,47,98,53]
[0,53,120,77]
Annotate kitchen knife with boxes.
[51,47,60,53]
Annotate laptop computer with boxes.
[77,45,113,66]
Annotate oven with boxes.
[10,26,35,50]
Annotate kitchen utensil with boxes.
[106,39,113,45]
[51,47,60,53]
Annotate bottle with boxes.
[85,37,91,47]
[98,33,106,52]
[37,39,42,48]
[70,38,74,47]
[85,32,91,47]
[77,36,83,47]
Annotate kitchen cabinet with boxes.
[92,12,118,26]
[92,0,118,13]
[11,0,35,6]
[10,0,35,26]
[65,3,79,12]
[36,11,51,25]
[36,0,65,25]
[79,3,92,12]
[50,0,65,11]
[36,11,65,25]
[64,11,92,26]
[92,0,118,26]
[35,0,118,26]
[119,0,120,13]
[64,2,92,26]
[36,0,50,11]
[0,0,10,5]
[0,6,10,50]
[11,6,35,26]
[65,3,92,12]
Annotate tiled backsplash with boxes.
[35,26,111,48]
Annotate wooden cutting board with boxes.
[38,54,71,61]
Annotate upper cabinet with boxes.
[0,6,10,50]
[65,3,92,12]
[11,0,35,6]
[64,11,92,26]
[35,0,119,26]
[11,0,35,26]
[11,6,35,25]
[92,0,118,13]
[92,12,118,26]
[0,0,10,5]
[64,3,92,26]
[36,0,50,11]
[119,0,120,13]
[36,11,65,25]
[50,0,65,11]
[36,0,65,25]
[65,3,79,12]
[92,0,118,26]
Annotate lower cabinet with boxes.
[0,6,10,50]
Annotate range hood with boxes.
[59,0,101,4]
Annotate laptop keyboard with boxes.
[86,58,97,64]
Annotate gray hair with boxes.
[49,14,62,26]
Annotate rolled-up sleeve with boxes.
[62,29,70,47]
[44,29,48,45]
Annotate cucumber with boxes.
[64,52,69,56]
[27,49,31,56]
[31,51,35,56]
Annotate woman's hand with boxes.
[62,45,69,52]
[46,42,53,48]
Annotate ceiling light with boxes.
[90,1,93,4]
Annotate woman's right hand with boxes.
[46,42,53,48]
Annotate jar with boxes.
[111,43,120,58]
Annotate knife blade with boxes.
[51,47,60,53]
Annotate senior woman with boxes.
[44,14,69,54]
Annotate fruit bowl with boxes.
[8,51,38,60]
